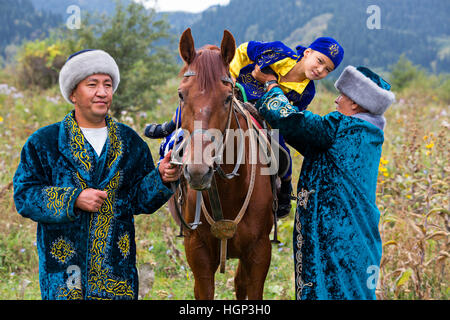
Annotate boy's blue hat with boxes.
[296,37,344,69]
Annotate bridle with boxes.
[170,69,244,180]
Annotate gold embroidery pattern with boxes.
[240,73,264,97]
[295,189,315,299]
[45,187,68,216]
[50,237,75,264]
[328,44,339,57]
[57,287,83,300]
[66,113,91,172]
[298,188,315,209]
[76,172,88,189]
[117,233,130,259]
[45,186,77,220]
[294,210,313,299]
[106,116,122,169]
[87,171,133,299]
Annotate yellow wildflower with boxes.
[425,142,434,149]
[380,157,389,165]
[406,195,412,199]
[383,172,389,177]
[0,116,3,123]
[422,135,428,141]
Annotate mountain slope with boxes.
[187,0,450,74]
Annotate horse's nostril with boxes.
[184,164,214,190]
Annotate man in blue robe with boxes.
[252,64,395,299]
[13,49,181,300]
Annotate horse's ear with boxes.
[220,30,236,66]
[179,28,196,65]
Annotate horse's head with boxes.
[178,28,236,190]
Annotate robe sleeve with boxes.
[13,139,82,224]
[131,146,173,215]
[255,86,340,155]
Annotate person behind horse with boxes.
[13,49,182,299]
[145,37,344,219]
[252,64,395,299]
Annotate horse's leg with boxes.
[234,260,249,300]
[185,236,218,300]
[243,236,272,299]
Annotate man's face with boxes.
[70,74,113,126]
[335,93,357,116]
[302,49,335,81]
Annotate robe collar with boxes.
[58,110,123,189]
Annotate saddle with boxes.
[239,101,291,179]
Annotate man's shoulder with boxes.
[116,122,149,148]
[116,122,142,140]
[28,122,61,143]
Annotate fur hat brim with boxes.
[334,66,395,115]
[59,50,120,104]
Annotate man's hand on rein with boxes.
[159,150,182,183]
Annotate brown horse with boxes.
[168,28,274,300]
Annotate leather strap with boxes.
[206,175,224,222]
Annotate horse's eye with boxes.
[225,95,232,105]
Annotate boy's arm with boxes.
[230,42,251,79]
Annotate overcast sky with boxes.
[140,0,231,13]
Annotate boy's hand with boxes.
[252,65,277,84]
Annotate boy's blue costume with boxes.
[231,40,315,110]
[13,111,173,299]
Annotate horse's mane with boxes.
[179,45,228,92]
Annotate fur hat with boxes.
[59,49,120,104]
[334,65,395,115]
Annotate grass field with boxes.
[0,76,448,300]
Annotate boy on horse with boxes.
[145,36,344,219]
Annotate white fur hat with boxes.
[59,49,120,104]
[334,65,395,115]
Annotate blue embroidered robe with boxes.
[256,88,383,300]
[230,40,315,110]
[13,111,173,300]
